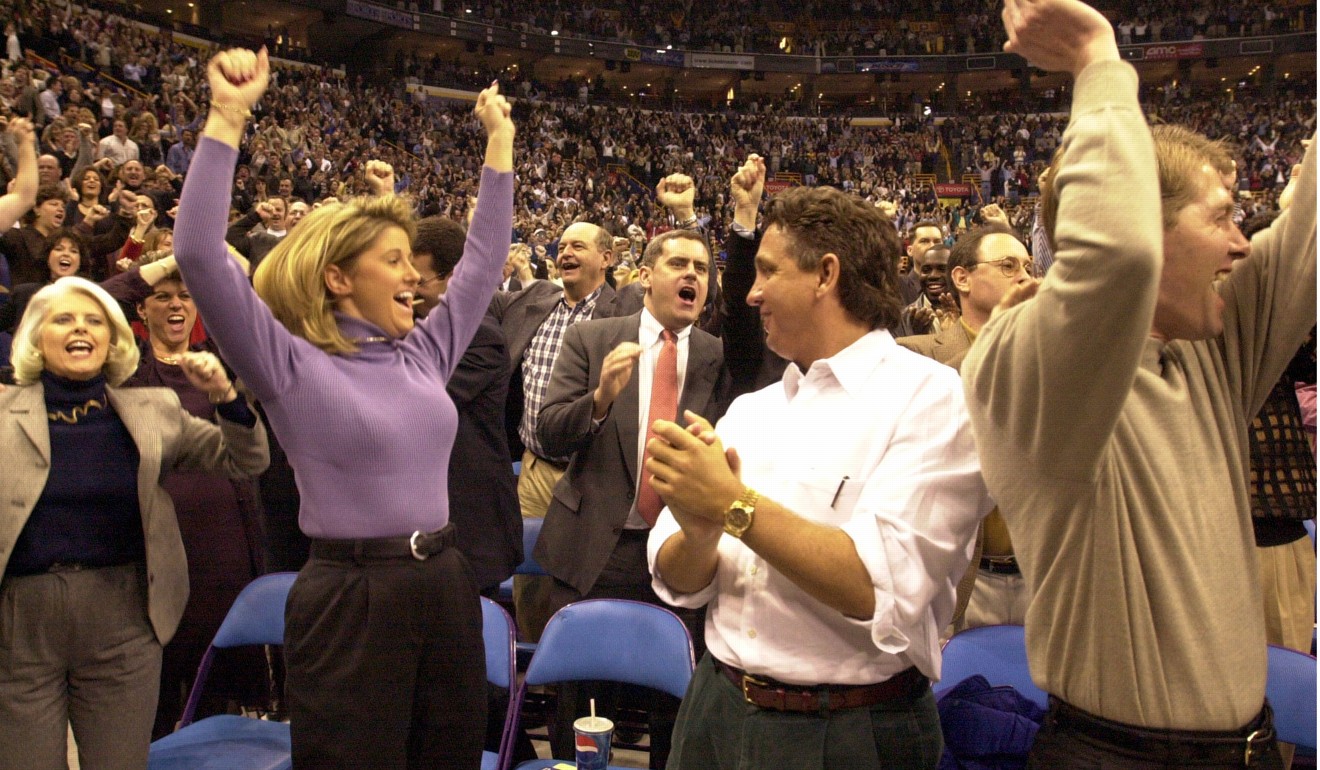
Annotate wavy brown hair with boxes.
[762,186,902,331]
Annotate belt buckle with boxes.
[741,672,767,705]
[1243,729,1265,766]
[409,531,428,561]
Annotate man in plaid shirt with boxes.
[489,221,632,639]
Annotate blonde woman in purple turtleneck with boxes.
[174,48,515,769]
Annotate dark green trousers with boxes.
[667,652,943,770]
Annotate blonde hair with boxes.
[131,111,158,137]
[11,277,140,386]
[253,194,416,355]
[1041,125,1235,246]
[144,227,173,254]
[1150,124,1235,230]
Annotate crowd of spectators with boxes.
[0,0,1310,284]
[0,0,1312,764]
[429,0,1314,57]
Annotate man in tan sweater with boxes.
[963,0,1315,767]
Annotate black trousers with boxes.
[284,544,486,770]
[545,530,705,770]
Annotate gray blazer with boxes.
[534,313,729,596]
[0,383,269,643]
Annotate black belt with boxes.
[310,524,457,562]
[714,658,927,713]
[1048,697,1277,767]
[979,555,1020,575]
[533,454,568,472]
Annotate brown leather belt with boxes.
[714,658,927,713]
[310,524,457,562]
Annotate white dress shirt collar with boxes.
[783,329,895,400]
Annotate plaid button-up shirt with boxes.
[519,285,605,461]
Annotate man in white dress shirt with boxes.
[646,184,991,770]
[97,119,138,166]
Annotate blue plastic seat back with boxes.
[151,574,300,767]
[1266,644,1317,752]
[523,599,694,699]
[481,597,519,770]
[482,596,516,689]
[936,624,1048,709]
[211,572,297,649]
[517,517,547,577]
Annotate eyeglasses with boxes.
[970,256,1033,278]
[417,274,443,287]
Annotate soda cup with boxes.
[572,715,613,770]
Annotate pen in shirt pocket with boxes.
[831,476,849,509]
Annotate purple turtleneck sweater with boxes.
[174,138,513,538]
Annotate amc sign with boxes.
[1142,42,1205,60]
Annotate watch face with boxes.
[725,505,752,535]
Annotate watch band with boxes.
[723,487,759,538]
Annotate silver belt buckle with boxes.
[409,531,428,561]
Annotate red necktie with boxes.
[637,330,678,527]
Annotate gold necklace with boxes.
[154,350,183,365]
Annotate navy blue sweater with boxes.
[7,372,144,575]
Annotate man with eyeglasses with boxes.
[900,223,1035,633]
[408,215,522,601]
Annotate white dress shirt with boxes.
[624,308,691,529]
[649,329,990,685]
[98,134,139,166]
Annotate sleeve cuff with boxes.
[216,396,258,428]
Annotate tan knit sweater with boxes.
[962,59,1317,730]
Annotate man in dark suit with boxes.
[535,229,728,768]
[412,215,522,597]
[487,220,621,640]
[412,215,531,763]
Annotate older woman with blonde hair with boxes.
[0,276,268,768]
[174,48,514,769]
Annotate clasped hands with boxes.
[644,410,744,535]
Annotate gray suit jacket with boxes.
[534,313,729,596]
[488,279,623,459]
[0,383,269,643]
